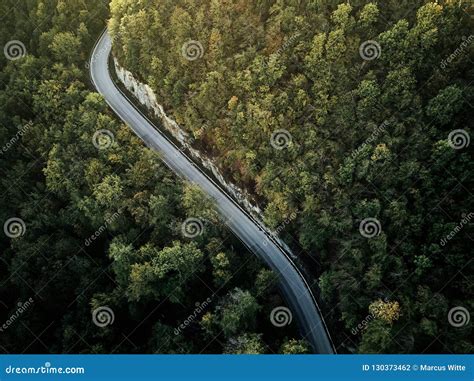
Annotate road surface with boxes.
[89,30,335,354]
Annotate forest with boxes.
[0,0,308,354]
[1,0,473,354]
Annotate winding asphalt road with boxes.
[90,31,335,354]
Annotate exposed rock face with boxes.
[113,58,264,218]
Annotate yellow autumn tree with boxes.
[369,299,401,324]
